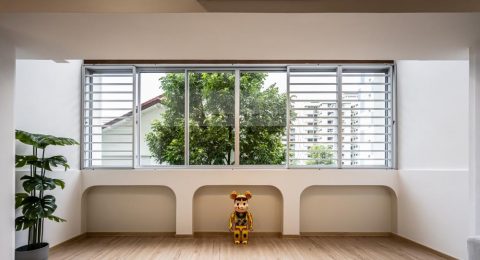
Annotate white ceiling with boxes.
[0,13,479,60]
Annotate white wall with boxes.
[14,60,83,248]
[300,186,395,233]
[397,61,469,169]
[469,46,480,237]
[0,33,16,260]
[397,60,470,259]
[15,60,81,170]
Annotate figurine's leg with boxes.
[241,230,249,244]
[234,229,241,244]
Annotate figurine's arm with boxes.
[229,212,236,231]
[247,212,254,231]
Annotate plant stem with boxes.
[28,224,32,245]
[39,148,46,243]
[32,221,37,245]
[38,219,42,244]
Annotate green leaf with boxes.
[44,156,70,171]
[15,216,37,231]
[15,155,38,168]
[16,130,79,149]
[306,145,335,166]
[47,215,66,223]
[53,179,65,189]
[15,155,70,171]
[21,175,56,193]
[21,195,57,219]
[15,193,29,209]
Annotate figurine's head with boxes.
[230,191,252,213]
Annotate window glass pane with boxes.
[288,69,338,167]
[341,69,393,167]
[189,71,235,165]
[142,72,185,166]
[240,72,287,165]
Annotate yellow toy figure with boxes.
[229,191,253,245]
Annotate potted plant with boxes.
[14,130,78,260]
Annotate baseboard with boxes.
[390,233,457,260]
[301,232,392,237]
[87,232,175,237]
[50,233,87,251]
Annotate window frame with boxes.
[81,63,396,170]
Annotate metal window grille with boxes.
[82,66,136,169]
[340,66,394,168]
[287,66,340,168]
[287,65,395,169]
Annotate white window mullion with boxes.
[337,66,343,169]
[286,66,291,169]
[132,66,137,169]
[184,69,190,166]
[234,69,240,166]
[391,65,397,169]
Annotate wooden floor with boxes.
[50,234,451,260]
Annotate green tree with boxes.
[306,145,334,165]
[145,72,287,165]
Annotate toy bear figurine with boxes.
[229,191,253,245]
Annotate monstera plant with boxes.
[15,130,78,260]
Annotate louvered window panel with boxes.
[82,66,136,169]
[340,66,394,168]
[287,65,395,169]
[287,67,339,167]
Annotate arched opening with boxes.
[193,185,283,233]
[82,186,176,233]
[300,186,397,234]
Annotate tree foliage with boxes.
[306,145,335,165]
[146,72,287,165]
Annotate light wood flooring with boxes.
[49,234,453,260]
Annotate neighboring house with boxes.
[101,95,165,166]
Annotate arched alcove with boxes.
[193,185,283,233]
[82,186,176,233]
[300,186,397,234]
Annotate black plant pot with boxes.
[15,243,49,260]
